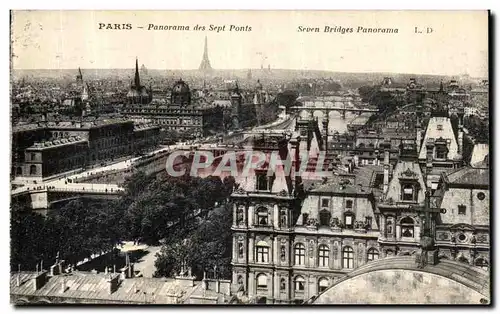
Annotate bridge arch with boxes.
[311,256,489,304]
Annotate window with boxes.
[318,278,329,292]
[237,275,244,286]
[256,243,269,263]
[319,210,331,227]
[16,167,22,175]
[238,243,244,258]
[435,145,447,159]
[458,205,466,215]
[256,273,267,289]
[294,276,305,291]
[402,184,416,201]
[236,207,244,224]
[280,278,286,291]
[256,173,268,191]
[387,219,393,234]
[256,207,268,226]
[29,165,37,175]
[367,248,379,261]
[30,153,37,161]
[321,199,329,208]
[365,216,373,229]
[280,209,287,228]
[346,200,353,209]
[342,246,354,269]
[475,258,489,270]
[477,192,486,200]
[437,124,443,130]
[318,244,329,267]
[344,212,355,229]
[401,217,415,238]
[294,243,306,265]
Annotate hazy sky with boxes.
[11,10,488,77]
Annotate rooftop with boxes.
[10,271,198,304]
[27,136,87,150]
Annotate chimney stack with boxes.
[107,273,120,294]
[383,150,390,197]
[31,271,48,291]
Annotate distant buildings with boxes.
[12,118,160,181]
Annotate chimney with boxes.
[60,278,67,293]
[215,279,220,293]
[31,271,48,291]
[383,150,390,196]
[107,273,120,294]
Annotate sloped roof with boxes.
[446,167,489,186]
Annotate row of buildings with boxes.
[228,103,489,303]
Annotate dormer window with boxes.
[256,173,269,191]
[344,211,355,229]
[401,183,417,202]
[435,145,448,159]
[319,210,331,227]
[321,199,329,208]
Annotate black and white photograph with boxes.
[8,9,491,305]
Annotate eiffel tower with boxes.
[199,36,213,72]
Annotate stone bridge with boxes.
[289,100,378,119]
[11,184,123,210]
[310,256,490,304]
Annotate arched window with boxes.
[294,276,305,291]
[319,210,331,227]
[318,277,329,292]
[400,217,415,238]
[294,243,306,265]
[237,275,244,286]
[318,244,329,267]
[342,246,354,269]
[280,278,286,291]
[256,207,268,226]
[29,165,37,175]
[475,258,489,270]
[344,211,355,229]
[358,143,365,148]
[401,184,416,201]
[256,241,269,263]
[387,219,393,234]
[256,273,267,289]
[367,248,379,261]
[458,256,469,265]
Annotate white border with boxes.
[1,1,498,313]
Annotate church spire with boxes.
[134,57,141,88]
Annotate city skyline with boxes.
[11,11,488,77]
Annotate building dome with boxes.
[172,79,190,94]
[171,79,191,106]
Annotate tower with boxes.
[199,36,213,72]
[76,67,83,86]
[134,58,141,89]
